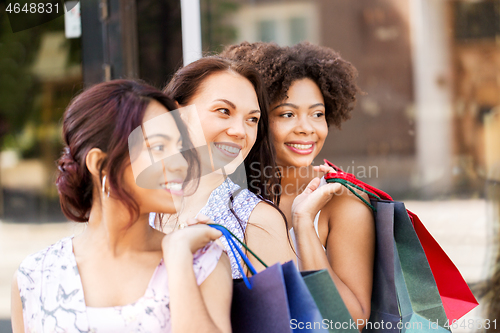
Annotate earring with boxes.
[102,175,110,197]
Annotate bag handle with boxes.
[208,224,268,289]
[325,177,380,212]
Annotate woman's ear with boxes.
[86,148,107,178]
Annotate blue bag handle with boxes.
[208,224,268,289]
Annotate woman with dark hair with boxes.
[155,56,295,278]
[220,42,375,326]
[11,80,232,333]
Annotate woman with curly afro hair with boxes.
[220,41,375,328]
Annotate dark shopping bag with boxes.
[302,270,358,333]
[323,159,478,322]
[209,224,328,333]
[366,200,450,332]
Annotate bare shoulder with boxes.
[248,200,287,233]
[322,185,374,228]
[245,201,295,268]
[325,187,373,217]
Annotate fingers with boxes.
[164,224,223,255]
[185,223,222,240]
[192,223,222,240]
[313,164,336,175]
[323,182,343,194]
[207,227,223,240]
[195,213,210,223]
[315,183,342,200]
[304,177,321,194]
[307,183,343,206]
[186,213,211,226]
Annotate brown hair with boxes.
[57,79,199,222]
[165,56,282,204]
[220,41,360,128]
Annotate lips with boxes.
[213,142,242,157]
[285,141,315,155]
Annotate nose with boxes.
[294,115,315,135]
[165,151,188,176]
[226,117,246,139]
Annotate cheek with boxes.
[197,111,219,143]
[200,123,219,144]
[249,126,258,144]
[269,119,288,144]
[316,124,329,146]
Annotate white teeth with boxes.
[286,143,313,150]
[162,182,182,191]
[215,144,240,154]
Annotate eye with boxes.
[217,108,230,116]
[150,144,165,152]
[249,116,260,123]
[313,111,325,118]
[280,112,294,118]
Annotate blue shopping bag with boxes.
[209,224,328,333]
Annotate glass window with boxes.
[289,17,307,45]
[257,20,277,43]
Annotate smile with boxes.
[286,143,313,149]
[214,142,241,157]
[285,142,315,155]
[160,181,183,195]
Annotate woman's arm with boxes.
[292,178,375,329]
[11,271,25,333]
[245,202,296,272]
[199,254,233,333]
[163,225,232,333]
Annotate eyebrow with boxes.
[214,99,260,114]
[272,103,298,111]
[144,134,182,143]
[272,102,325,111]
[309,103,325,109]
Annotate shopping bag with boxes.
[302,270,359,332]
[345,199,449,332]
[323,159,478,322]
[209,224,328,333]
[391,200,450,332]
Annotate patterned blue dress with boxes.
[198,177,261,278]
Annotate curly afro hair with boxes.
[220,41,360,128]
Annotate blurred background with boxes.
[0,0,499,332]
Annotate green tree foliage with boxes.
[201,0,239,54]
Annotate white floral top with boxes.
[17,237,223,333]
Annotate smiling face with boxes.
[126,100,188,214]
[269,78,328,168]
[183,70,261,174]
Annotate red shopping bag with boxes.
[323,159,479,322]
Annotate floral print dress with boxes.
[16,237,223,333]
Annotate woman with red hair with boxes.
[11,80,232,333]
